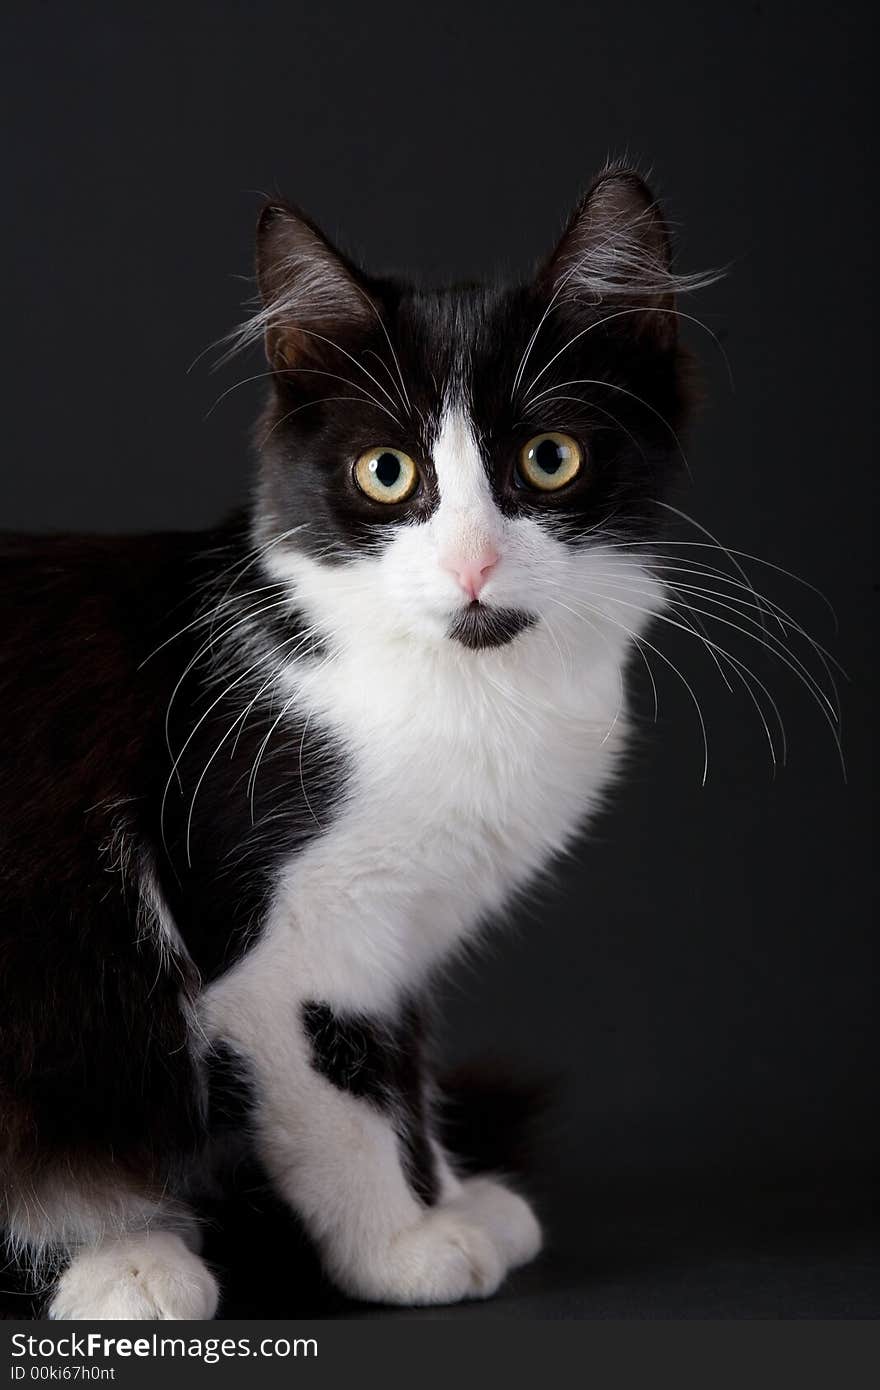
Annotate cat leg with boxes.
[203,986,535,1306]
[5,1179,218,1321]
[259,1048,504,1305]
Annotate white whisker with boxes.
[546,593,711,783]
[262,393,400,440]
[524,303,733,401]
[246,642,343,818]
[524,377,693,480]
[183,627,323,863]
[160,625,321,864]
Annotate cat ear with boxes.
[540,168,686,342]
[253,203,375,370]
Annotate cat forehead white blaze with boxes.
[431,406,502,592]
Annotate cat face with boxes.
[242,168,706,652]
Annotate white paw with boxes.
[449,1176,543,1270]
[336,1207,504,1306]
[49,1232,219,1321]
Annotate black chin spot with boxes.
[448,603,534,650]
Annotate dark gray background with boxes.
[2,1,876,1317]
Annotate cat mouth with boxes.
[448,602,534,650]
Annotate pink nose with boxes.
[442,547,499,602]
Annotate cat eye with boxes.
[353,448,419,504]
[517,433,584,491]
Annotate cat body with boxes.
[0,167,698,1317]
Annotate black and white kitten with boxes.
[0,167,711,1318]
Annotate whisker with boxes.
[160,625,321,863]
[203,524,307,593]
[262,393,400,440]
[581,565,839,720]
[184,627,323,863]
[353,291,412,417]
[137,583,288,671]
[525,394,648,463]
[524,377,694,480]
[138,525,310,670]
[546,592,710,783]
[649,499,777,636]
[297,708,322,828]
[668,601,781,767]
[546,607,632,739]
[203,368,282,418]
[164,597,297,773]
[592,533,840,632]
[509,198,719,402]
[362,349,409,416]
[216,303,404,421]
[583,584,843,776]
[523,303,733,401]
[247,642,343,818]
[541,611,574,681]
[284,326,403,416]
[205,365,400,424]
[645,572,842,709]
[564,576,784,767]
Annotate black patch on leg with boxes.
[301,1003,390,1102]
[301,1001,438,1205]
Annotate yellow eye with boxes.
[518,432,584,491]
[353,448,419,503]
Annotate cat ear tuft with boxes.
[541,167,713,342]
[250,203,375,370]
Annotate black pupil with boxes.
[535,438,563,474]
[375,452,402,487]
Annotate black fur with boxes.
[449,603,535,650]
[206,1043,258,1136]
[302,1001,438,1205]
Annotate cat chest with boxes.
[261,663,621,1004]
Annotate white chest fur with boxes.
[236,613,633,1016]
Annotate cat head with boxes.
[238,167,712,653]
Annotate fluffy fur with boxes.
[1,165,705,1318]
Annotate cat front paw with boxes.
[334,1207,504,1306]
[48,1232,219,1321]
[449,1175,543,1269]
[330,1179,541,1306]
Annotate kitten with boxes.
[1,166,710,1318]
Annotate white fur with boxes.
[49,1232,218,1321]
[3,1183,194,1276]
[430,407,502,567]
[201,403,664,1306]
